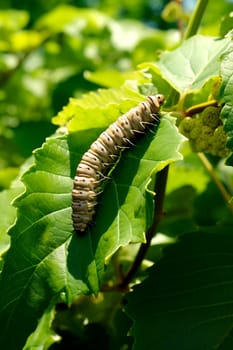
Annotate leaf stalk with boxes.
[183,0,210,40]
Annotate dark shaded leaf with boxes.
[126,230,233,350]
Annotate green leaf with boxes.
[10,30,45,52]
[23,304,57,350]
[52,82,146,129]
[0,163,28,258]
[84,70,150,88]
[166,144,209,194]
[158,145,213,237]
[87,114,185,269]
[220,41,233,165]
[0,187,22,256]
[0,167,19,189]
[220,14,233,37]
[0,9,29,31]
[141,35,230,94]
[0,110,185,349]
[36,5,108,34]
[0,136,89,350]
[108,18,158,51]
[126,230,233,350]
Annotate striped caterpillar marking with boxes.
[72,94,165,233]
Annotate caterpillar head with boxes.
[147,94,165,112]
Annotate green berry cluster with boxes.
[179,106,229,158]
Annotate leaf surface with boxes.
[0,109,184,349]
[141,35,229,94]
[0,137,88,350]
[220,40,233,165]
[52,82,146,129]
[0,187,22,256]
[126,230,233,350]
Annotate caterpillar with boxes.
[72,94,165,234]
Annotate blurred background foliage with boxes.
[0,0,232,190]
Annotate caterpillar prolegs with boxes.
[72,94,165,234]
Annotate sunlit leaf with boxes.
[52,82,145,129]
[141,35,230,94]
[0,135,89,350]
[0,10,29,31]
[10,30,45,52]
[220,13,233,37]
[84,70,150,88]
[108,19,157,51]
[0,187,22,256]
[36,5,109,34]
[0,167,19,189]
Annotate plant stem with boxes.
[197,152,233,214]
[183,0,210,40]
[168,0,209,107]
[119,165,169,289]
[185,100,218,116]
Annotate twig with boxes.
[197,152,233,214]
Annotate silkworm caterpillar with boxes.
[72,94,165,233]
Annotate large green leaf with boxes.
[88,115,185,269]
[84,69,150,88]
[52,81,147,130]
[0,136,89,350]
[141,35,230,94]
[220,40,233,165]
[0,108,185,350]
[126,230,233,350]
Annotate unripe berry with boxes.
[179,104,229,158]
[189,120,202,139]
[200,106,221,129]
[179,117,195,136]
[192,136,209,152]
